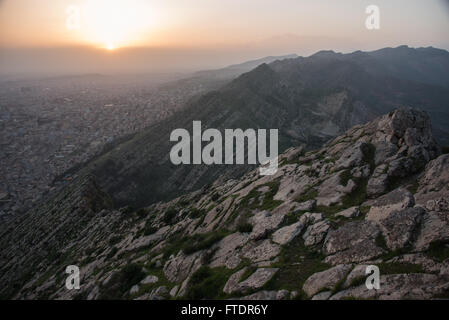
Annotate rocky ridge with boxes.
[0,108,448,300]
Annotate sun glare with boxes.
[80,0,154,50]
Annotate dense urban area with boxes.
[0,74,204,217]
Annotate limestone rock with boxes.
[249,211,286,240]
[303,264,353,297]
[303,220,331,246]
[224,268,278,294]
[365,188,415,221]
[209,233,249,269]
[414,211,449,251]
[335,206,360,218]
[141,275,159,285]
[272,221,304,245]
[324,221,385,265]
[242,240,281,263]
[378,207,425,251]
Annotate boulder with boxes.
[378,207,425,251]
[303,264,353,297]
[223,268,279,294]
[209,233,249,269]
[249,211,286,240]
[241,240,281,263]
[365,188,415,221]
[324,221,385,265]
[414,211,449,251]
[141,275,159,285]
[303,220,331,246]
[335,206,360,218]
[272,221,304,245]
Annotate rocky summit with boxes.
[0,108,448,300]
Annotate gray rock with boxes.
[272,221,304,245]
[378,207,425,251]
[324,221,385,265]
[415,154,449,208]
[239,290,289,300]
[242,240,281,263]
[149,286,169,300]
[366,188,415,221]
[210,233,249,269]
[335,206,360,218]
[335,142,370,170]
[141,275,159,285]
[343,265,369,288]
[414,211,449,251]
[163,251,203,283]
[317,172,356,207]
[311,291,332,300]
[366,164,389,198]
[169,285,179,297]
[249,211,286,240]
[224,268,279,294]
[303,220,331,246]
[303,264,353,297]
[295,200,316,212]
[130,284,139,294]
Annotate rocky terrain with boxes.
[1,107,448,300]
[75,46,449,210]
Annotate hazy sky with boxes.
[1,0,448,75]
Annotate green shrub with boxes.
[185,266,231,299]
[163,208,177,224]
[237,222,253,233]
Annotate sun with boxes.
[106,43,116,51]
[80,0,154,50]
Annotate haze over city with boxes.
[1,0,449,75]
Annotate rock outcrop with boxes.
[1,108,448,300]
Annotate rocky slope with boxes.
[63,46,449,210]
[1,108,448,300]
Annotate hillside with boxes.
[69,46,449,209]
[1,108,448,300]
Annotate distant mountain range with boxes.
[59,46,449,209]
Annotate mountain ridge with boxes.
[1,107,448,300]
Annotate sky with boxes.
[0,0,448,75]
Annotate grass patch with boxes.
[162,230,230,258]
[424,241,449,262]
[265,238,330,295]
[237,222,253,233]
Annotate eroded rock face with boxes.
[365,188,415,221]
[303,220,331,247]
[209,233,249,269]
[3,108,448,301]
[272,221,304,245]
[378,207,425,251]
[241,240,281,264]
[414,211,449,251]
[303,264,353,297]
[415,154,449,210]
[223,268,278,294]
[324,221,385,265]
[249,211,286,240]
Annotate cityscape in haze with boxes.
[1,0,449,74]
[1,0,449,303]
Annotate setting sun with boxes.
[80,0,154,49]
